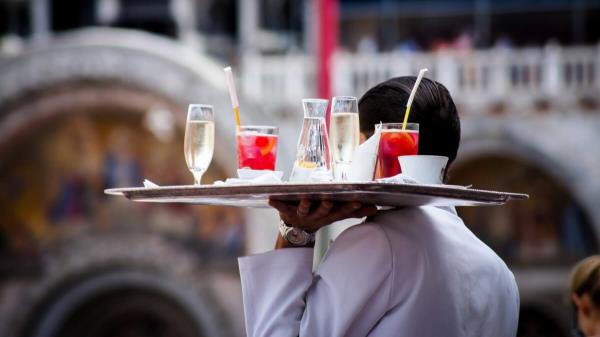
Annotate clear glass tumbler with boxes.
[236,125,279,171]
[377,123,419,178]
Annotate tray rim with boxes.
[104,182,529,205]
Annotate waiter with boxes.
[238,77,520,337]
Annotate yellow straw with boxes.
[402,68,428,131]
[224,66,241,129]
[233,106,241,129]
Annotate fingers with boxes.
[341,202,363,214]
[268,199,335,224]
[311,200,333,219]
[322,203,379,224]
[321,202,362,224]
[268,198,378,231]
[297,199,312,217]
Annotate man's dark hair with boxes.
[358,76,461,168]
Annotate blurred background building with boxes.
[0,0,599,336]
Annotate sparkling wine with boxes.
[330,112,360,164]
[184,120,215,183]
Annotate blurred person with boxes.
[518,207,560,263]
[494,34,514,49]
[394,38,420,53]
[571,255,600,337]
[238,77,519,337]
[103,127,142,189]
[431,38,451,52]
[194,206,221,264]
[562,203,592,258]
[357,34,378,53]
[48,116,102,225]
[453,29,473,51]
[101,126,145,228]
[222,210,244,257]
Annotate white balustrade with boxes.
[240,45,600,115]
[241,53,315,112]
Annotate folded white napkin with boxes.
[376,174,470,189]
[214,171,283,185]
[376,174,419,184]
[143,179,160,188]
[374,173,425,211]
[237,169,284,180]
[348,125,382,181]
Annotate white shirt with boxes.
[238,206,520,337]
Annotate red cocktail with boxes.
[377,123,419,178]
[236,126,278,170]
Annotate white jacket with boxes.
[238,206,520,337]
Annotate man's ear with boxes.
[574,293,594,318]
[574,293,583,307]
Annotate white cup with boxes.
[398,155,449,185]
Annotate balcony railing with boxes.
[241,45,600,115]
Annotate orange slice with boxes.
[257,136,276,155]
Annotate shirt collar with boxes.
[435,205,458,215]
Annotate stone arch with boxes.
[14,233,230,337]
[456,116,600,243]
[450,118,598,337]
[0,28,265,336]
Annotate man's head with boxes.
[358,76,461,170]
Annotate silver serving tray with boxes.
[105,182,528,208]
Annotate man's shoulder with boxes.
[321,206,465,266]
[373,206,460,222]
[320,211,426,267]
[318,221,393,272]
[364,206,494,261]
[330,220,390,252]
[368,206,462,236]
[330,207,453,247]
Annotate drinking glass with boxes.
[377,123,419,178]
[236,125,279,170]
[184,104,215,184]
[330,96,359,181]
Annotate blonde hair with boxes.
[570,255,600,306]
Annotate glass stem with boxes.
[192,170,204,185]
[334,162,350,181]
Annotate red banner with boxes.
[317,0,339,124]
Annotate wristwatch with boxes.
[278,220,316,246]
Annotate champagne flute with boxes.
[184,104,215,185]
[330,96,359,181]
